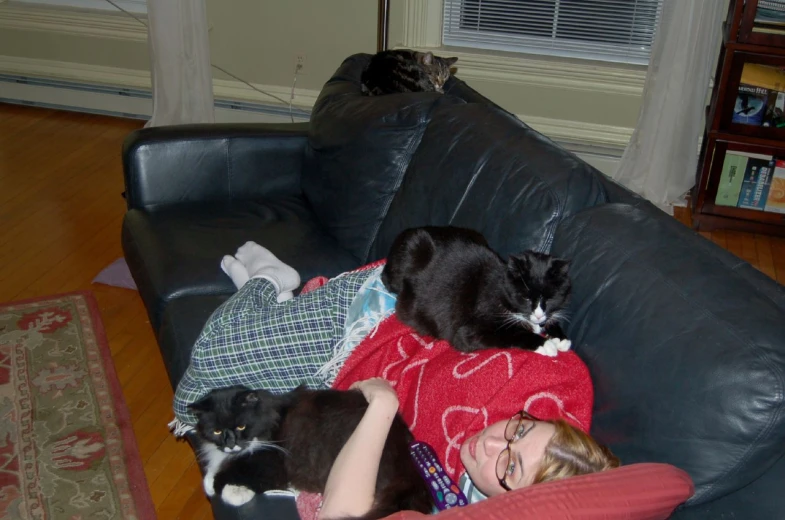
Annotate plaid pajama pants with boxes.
[173,268,376,426]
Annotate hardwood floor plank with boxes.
[157,460,209,519]
[770,237,785,284]
[723,230,748,264]
[710,229,728,250]
[176,481,213,520]
[754,234,778,279]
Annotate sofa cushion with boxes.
[550,203,785,506]
[368,103,608,261]
[303,53,464,261]
[121,195,361,331]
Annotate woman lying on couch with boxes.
[318,376,617,519]
[171,241,619,516]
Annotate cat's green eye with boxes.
[213,430,222,435]
[236,425,246,431]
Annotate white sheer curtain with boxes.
[145,0,215,127]
[612,0,726,212]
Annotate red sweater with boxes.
[332,315,594,480]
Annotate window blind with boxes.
[443,0,664,65]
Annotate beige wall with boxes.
[0,26,149,70]
[0,0,376,92]
[206,0,376,91]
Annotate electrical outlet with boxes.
[295,54,306,73]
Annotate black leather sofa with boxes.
[122,54,785,520]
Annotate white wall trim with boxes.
[0,2,147,42]
[0,55,321,108]
[519,115,631,150]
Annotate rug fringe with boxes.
[168,418,194,437]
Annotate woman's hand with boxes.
[350,377,399,408]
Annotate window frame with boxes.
[442,0,664,66]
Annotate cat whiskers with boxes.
[243,439,290,456]
[546,310,570,325]
[498,312,535,329]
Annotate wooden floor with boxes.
[1,104,783,520]
[673,207,785,284]
[0,104,212,520]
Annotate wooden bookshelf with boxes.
[692,0,785,236]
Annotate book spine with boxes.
[764,159,785,214]
[752,161,774,209]
[737,158,767,210]
[715,153,746,207]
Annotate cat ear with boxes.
[420,52,434,65]
[241,391,260,406]
[552,259,571,275]
[508,253,531,269]
[187,396,211,415]
[445,57,458,66]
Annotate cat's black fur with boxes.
[381,226,571,352]
[361,50,458,95]
[189,385,432,520]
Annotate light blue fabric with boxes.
[343,266,397,346]
[459,472,489,505]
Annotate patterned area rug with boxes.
[0,291,155,519]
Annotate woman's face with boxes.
[460,417,555,496]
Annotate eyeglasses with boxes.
[495,410,538,491]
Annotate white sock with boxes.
[220,255,250,289]
[233,241,300,297]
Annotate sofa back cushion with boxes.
[550,202,785,506]
[303,53,463,261]
[368,103,608,261]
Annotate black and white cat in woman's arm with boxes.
[382,226,573,357]
[188,387,289,507]
[187,385,433,517]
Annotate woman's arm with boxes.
[318,378,399,520]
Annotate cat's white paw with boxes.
[534,339,559,357]
[554,338,572,352]
[203,474,216,497]
[222,484,256,507]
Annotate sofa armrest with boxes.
[122,122,309,210]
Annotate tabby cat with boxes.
[361,50,458,95]
[189,385,432,519]
[381,226,572,356]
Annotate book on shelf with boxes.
[733,84,770,126]
[716,153,751,206]
[757,1,785,24]
[714,151,785,210]
[764,159,785,214]
[741,63,785,92]
[763,90,785,128]
[737,157,775,210]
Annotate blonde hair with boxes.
[531,419,620,485]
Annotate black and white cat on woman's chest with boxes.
[381,226,573,357]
